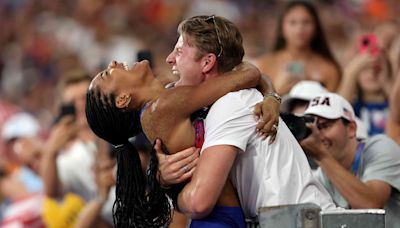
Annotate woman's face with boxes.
[282,6,315,48]
[357,66,382,94]
[90,60,151,96]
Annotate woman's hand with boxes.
[154,139,199,187]
[254,95,280,144]
[345,53,379,77]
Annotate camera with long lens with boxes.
[281,113,315,142]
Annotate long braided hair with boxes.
[85,88,172,227]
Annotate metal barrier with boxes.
[256,204,385,228]
[320,209,385,228]
[258,203,321,228]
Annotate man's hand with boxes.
[254,96,280,143]
[45,116,77,155]
[300,123,329,161]
[94,158,115,203]
[154,139,199,187]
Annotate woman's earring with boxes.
[125,96,132,108]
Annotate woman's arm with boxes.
[337,54,377,101]
[390,70,400,123]
[257,74,276,94]
[159,62,261,118]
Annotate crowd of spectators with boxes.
[0,0,399,227]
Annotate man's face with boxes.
[63,80,91,128]
[166,35,205,86]
[315,117,353,161]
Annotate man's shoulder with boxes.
[363,134,399,155]
[213,88,262,105]
[361,135,400,173]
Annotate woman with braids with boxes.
[85,59,277,227]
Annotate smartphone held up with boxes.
[53,103,76,125]
[359,34,380,57]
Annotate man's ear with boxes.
[201,53,217,73]
[115,93,132,109]
[348,121,357,139]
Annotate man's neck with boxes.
[139,79,165,108]
[204,65,221,81]
[340,139,359,170]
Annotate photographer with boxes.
[40,71,114,227]
[299,93,400,228]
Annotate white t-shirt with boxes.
[202,89,335,218]
[58,140,97,201]
[57,140,115,224]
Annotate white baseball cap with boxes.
[281,81,328,113]
[1,112,40,141]
[304,93,355,122]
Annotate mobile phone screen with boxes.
[286,62,305,76]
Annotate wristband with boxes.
[264,92,281,103]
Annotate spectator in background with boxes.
[1,112,43,194]
[2,113,44,176]
[0,170,44,227]
[0,112,45,227]
[281,80,368,138]
[338,44,393,136]
[75,139,115,228]
[280,80,328,115]
[0,95,19,158]
[255,1,341,95]
[40,70,114,226]
[387,69,400,144]
[300,93,400,228]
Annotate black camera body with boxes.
[281,113,315,142]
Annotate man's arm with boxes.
[75,154,114,228]
[160,62,260,119]
[41,116,77,198]
[301,124,392,209]
[317,154,391,208]
[390,70,400,124]
[177,145,238,218]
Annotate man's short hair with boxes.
[178,15,244,73]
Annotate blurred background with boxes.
[0,0,398,135]
[0,0,399,227]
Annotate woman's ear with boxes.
[115,93,132,109]
[202,54,218,73]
